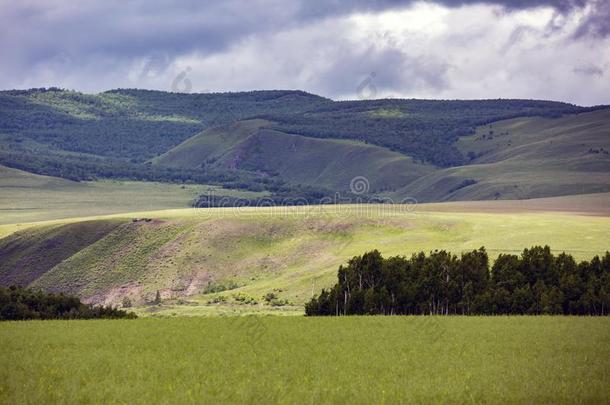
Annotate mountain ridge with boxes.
[1,87,608,202]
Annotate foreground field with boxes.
[1,317,608,404]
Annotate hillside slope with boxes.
[0,220,122,286]
[390,109,610,201]
[154,120,435,192]
[1,195,609,311]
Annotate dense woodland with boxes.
[0,286,136,320]
[306,246,610,316]
[0,88,327,160]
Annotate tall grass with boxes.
[1,317,608,404]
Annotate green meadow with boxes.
[1,317,608,404]
[0,164,266,225]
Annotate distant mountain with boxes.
[0,88,608,201]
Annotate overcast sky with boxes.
[1,0,608,105]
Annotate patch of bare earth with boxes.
[84,282,143,306]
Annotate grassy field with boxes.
[1,317,608,404]
[0,164,266,225]
[1,194,609,313]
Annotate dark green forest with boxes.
[0,286,136,320]
[306,246,610,316]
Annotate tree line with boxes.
[0,286,137,320]
[305,246,610,316]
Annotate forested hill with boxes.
[0,88,329,161]
[262,98,595,167]
[0,88,607,201]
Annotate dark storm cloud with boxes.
[0,0,603,66]
[571,0,610,39]
[0,1,288,66]
[0,0,607,101]
[296,0,604,39]
[296,0,587,15]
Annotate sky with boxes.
[1,0,608,105]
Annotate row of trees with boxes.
[193,186,385,208]
[0,286,137,320]
[306,246,610,316]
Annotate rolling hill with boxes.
[156,108,610,201]
[1,194,609,313]
[388,109,610,201]
[1,88,609,311]
[153,119,435,192]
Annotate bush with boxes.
[232,293,258,305]
[203,281,239,294]
[207,295,227,304]
[263,292,290,307]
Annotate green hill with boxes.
[157,109,610,201]
[390,109,610,201]
[0,89,329,187]
[0,220,122,287]
[154,119,435,192]
[1,195,609,313]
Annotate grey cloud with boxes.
[571,0,610,39]
[0,0,603,70]
[296,0,589,16]
[500,26,538,54]
[573,64,604,76]
[140,52,173,78]
[317,46,450,99]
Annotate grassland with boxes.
[0,164,266,225]
[1,193,609,314]
[1,317,608,404]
